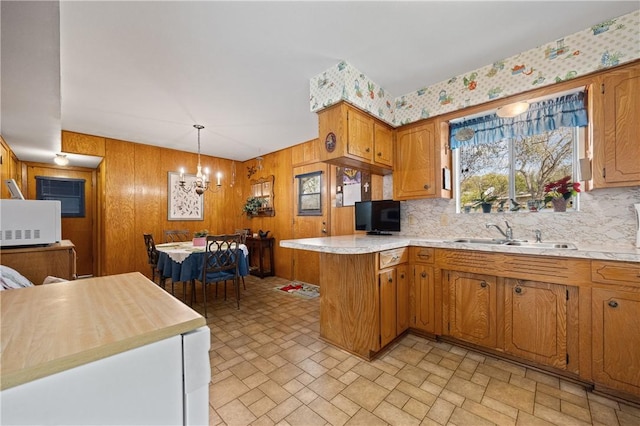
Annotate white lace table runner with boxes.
[157,242,248,264]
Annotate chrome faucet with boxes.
[486,221,513,240]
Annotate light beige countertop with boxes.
[0,272,206,390]
[280,235,640,263]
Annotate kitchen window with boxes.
[450,90,587,214]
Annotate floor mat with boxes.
[274,282,319,299]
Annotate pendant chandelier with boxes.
[179,124,222,195]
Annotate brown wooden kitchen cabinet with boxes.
[504,278,568,370]
[591,260,640,398]
[410,247,436,334]
[592,286,640,398]
[593,62,640,187]
[317,102,393,175]
[393,120,438,200]
[446,270,498,348]
[379,248,409,348]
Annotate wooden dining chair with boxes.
[234,229,249,290]
[200,234,242,317]
[143,233,169,290]
[163,229,191,243]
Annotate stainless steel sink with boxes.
[451,238,505,245]
[449,238,577,250]
[503,241,577,249]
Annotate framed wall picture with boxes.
[167,172,204,221]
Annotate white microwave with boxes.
[0,200,62,247]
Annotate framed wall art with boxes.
[167,172,204,221]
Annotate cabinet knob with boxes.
[608,300,619,308]
[480,281,488,288]
[423,184,430,190]
[377,152,382,157]
[400,273,405,279]
[388,277,393,283]
[421,272,427,278]
[366,147,371,152]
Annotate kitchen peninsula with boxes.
[0,272,210,425]
[281,235,640,403]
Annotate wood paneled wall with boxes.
[0,135,23,199]
[5,131,368,282]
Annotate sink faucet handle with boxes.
[504,221,513,240]
[534,229,542,243]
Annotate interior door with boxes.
[292,163,329,285]
[27,165,95,277]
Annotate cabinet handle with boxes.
[608,300,619,308]
[514,286,522,294]
[366,147,371,152]
[421,272,427,278]
[400,273,405,279]
[377,152,382,157]
[423,184,430,190]
[418,253,431,259]
[388,277,393,283]
[480,281,487,288]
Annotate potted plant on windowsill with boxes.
[473,187,498,213]
[544,176,580,212]
[193,229,208,246]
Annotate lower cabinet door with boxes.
[592,287,640,395]
[504,279,567,369]
[396,264,409,335]
[412,264,435,333]
[379,269,397,348]
[448,271,497,348]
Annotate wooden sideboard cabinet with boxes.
[0,240,76,284]
[246,237,275,278]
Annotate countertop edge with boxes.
[1,317,206,391]
[280,236,640,263]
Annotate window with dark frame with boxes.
[35,176,86,218]
[296,171,322,216]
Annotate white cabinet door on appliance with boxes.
[1,335,184,425]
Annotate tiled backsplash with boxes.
[383,176,640,249]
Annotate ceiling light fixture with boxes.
[496,101,530,118]
[179,124,222,196]
[54,154,69,166]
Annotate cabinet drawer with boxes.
[410,247,434,264]
[379,248,408,269]
[592,260,640,287]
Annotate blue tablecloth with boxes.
[157,250,249,283]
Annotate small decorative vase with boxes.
[193,237,206,246]
[481,202,492,213]
[551,197,567,212]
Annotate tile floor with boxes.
[184,275,640,426]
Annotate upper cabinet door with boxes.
[373,123,393,167]
[346,107,374,162]
[393,121,436,200]
[596,63,640,186]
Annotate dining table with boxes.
[155,241,250,299]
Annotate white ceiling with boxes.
[2,1,638,168]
